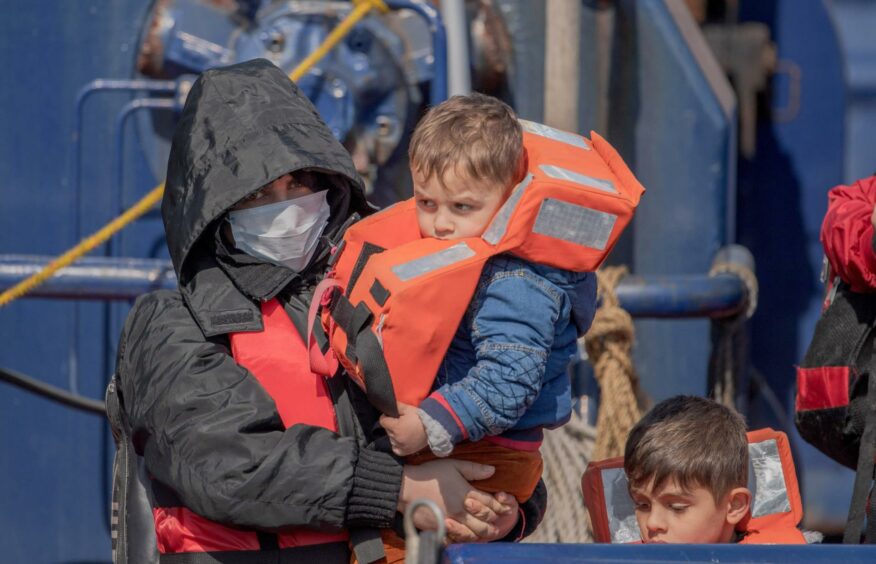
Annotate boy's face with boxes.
[412,165,509,240]
[629,479,751,544]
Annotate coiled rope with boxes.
[586,266,643,460]
[0,0,388,308]
[525,407,596,543]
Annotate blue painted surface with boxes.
[605,0,737,400]
[0,3,444,561]
[0,3,153,562]
[444,543,876,563]
[736,0,875,532]
[1,0,874,560]
[831,0,876,183]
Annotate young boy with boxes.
[378,93,598,506]
[623,396,753,544]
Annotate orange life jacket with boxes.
[582,428,807,545]
[151,299,348,555]
[316,122,644,416]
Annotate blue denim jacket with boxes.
[419,255,597,455]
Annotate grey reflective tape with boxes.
[532,199,617,250]
[481,174,533,245]
[748,439,791,518]
[539,164,617,193]
[391,242,476,282]
[602,468,640,543]
[519,119,591,150]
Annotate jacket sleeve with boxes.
[116,290,401,532]
[420,270,562,446]
[568,272,597,335]
[821,175,876,292]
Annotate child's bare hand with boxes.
[379,402,428,456]
[445,491,518,543]
[464,489,515,523]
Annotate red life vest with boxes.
[582,428,807,545]
[317,122,645,416]
[151,299,348,555]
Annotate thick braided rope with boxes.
[524,407,596,543]
[585,266,643,460]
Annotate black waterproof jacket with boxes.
[107,59,545,564]
[108,59,400,564]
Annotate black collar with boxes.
[213,222,305,302]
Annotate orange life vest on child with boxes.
[582,428,807,545]
[315,121,644,417]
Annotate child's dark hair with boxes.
[624,395,748,502]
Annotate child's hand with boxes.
[380,403,428,456]
[446,490,518,543]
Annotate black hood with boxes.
[161,59,370,335]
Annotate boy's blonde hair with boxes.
[408,93,524,192]
[624,396,749,503]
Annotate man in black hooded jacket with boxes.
[107,59,545,564]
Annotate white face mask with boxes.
[227,190,331,272]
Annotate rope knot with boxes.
[583,266,644,460]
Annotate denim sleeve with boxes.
[420,269,563,444]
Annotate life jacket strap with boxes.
[347,241,386,297]
[328,290,398,417]
[307,278,342,377]
[350,528,387,564]
[843,367,876,543]
[356,326,398,417]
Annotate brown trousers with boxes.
[352,440,543,564]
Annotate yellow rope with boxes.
[290,0,389,82]
[0,0,387,308]
[584,266,645,460]
[0,184,165,306]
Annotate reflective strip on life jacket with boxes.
[152,298,347,555]
[520,119,592,150]
[582,428,806,544]
[323,122,644,412]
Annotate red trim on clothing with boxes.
[795,366,850,411]
[277,529,348,549]
[484,435,543,452]
[430,392,469,440]
[153,507,259,554]
[513,508,527,542]
[153,507,348,554]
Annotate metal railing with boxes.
[0,245,755,319]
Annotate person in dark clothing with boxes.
[106,59,545,564]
